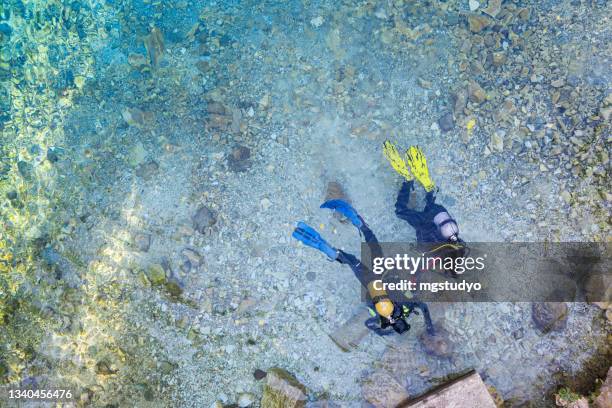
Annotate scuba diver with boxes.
[292,200,434,336]
[382,142,464,246]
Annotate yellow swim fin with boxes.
[383,140,413,181]
[405,146,435,192]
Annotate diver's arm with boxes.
[365,317,395,336]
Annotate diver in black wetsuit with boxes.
[384,142,465,249]
[292,200,434,336]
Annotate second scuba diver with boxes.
[292,201,434,336]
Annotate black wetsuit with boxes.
[395,180,468,282]
[335,223,434,336]
[394,180,451,243]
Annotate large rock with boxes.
[532,302,568,333]
[328,307,372,351]
[594,367,612,408]
[404,371,496,408]
[361,370,409,408]
[261,367,307,408]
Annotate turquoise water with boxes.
[0,0,610,406]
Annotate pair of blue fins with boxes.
[292,199,363,260]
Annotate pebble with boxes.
[253,369,267,380]
[47,148,61,163]
[228,145,252,172]
[260,198,271,210]
[551,79,565,88]
[17,160,34,181]
[490,131,504,152]
[128,142,147,167]
[437,112,455,132]
[310,16,324,28]
[192,206,217,234]
[532,302,568,333]
[417,77,432,89]
[135,160,159,180]
[482,0,502,18]
[492,52,506,67]
[164,278,184,298]
[146,264,166,285]
[469,0,480,12]
[237,392,255,407]
[468,14,492,33]
[181,248,202,267]
[561,191,572,204]
[134,233,151,252]
[468,81,486,104]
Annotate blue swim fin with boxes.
[320,199,364,228]
[292,222,338,260]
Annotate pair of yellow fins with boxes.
[382,141,435,192]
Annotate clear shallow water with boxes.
[0,0,610,406]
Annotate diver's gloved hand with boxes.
[365,317,395,336]
[405,145,435,192]
[365,315,410,335]
[292,221,338,260]
[383,140,414,181]
[320,199,364,229]
[391,318,410,334]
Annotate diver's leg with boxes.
[336,250,371,288]
[359,223,384,260]
[425,190,436,206]
[395,181,426,228]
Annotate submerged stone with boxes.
[0,23,11,40]
[254,369,267,380]
[134,233,151,252]
[419,324,453,357]
[46,148,60,163]
[532,302,568,333]
[594,367,612,408]
[164,278,183,298]
[17,160,34,180]
[261,367,307,408]
[145,27,165,66]
[467,14,492,33]
[438,112,455,132]
[228,145,251,172]
[192,206,217,233]
[237,392,255,407]
[361,370,409,407]
[95,360,117,375]
[146,264,166,285]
